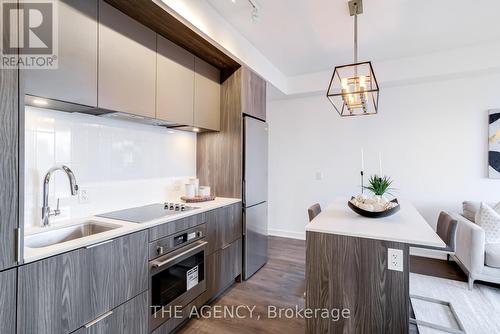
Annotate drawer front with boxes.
[18,249,90,334]
[206,203,242,255]
[220,238,242,289]
[204,238,242,301]
[87,231,148,318]
[149,213,206,241]
[222,203,242,247]
[75,291,148,334]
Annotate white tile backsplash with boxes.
[25,106,196,228]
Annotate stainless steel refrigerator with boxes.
[243,116,268,280]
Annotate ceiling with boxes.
[207,0,500,76]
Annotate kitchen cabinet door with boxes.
[18,249,91,334]
[98,0,156,117]
[87,231,148,318]
[0,268,16,334]
[24,0,98,106]
[194,57,220,131]
[156,35,194,125]
[220,203,242,247]
[206,203,242,255]
[76,291,148,334]
[241,67,266,121]
[204,238,242,301]
[220,238,242,288]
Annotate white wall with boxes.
[24,107,196,229]
[268,72,500,240]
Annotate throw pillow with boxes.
[476,202,500,244]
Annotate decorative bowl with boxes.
[348,197,400,218]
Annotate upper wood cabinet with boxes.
[156,35,195,125]
[24,0,98,106]
[98,0,156,118]
[194,57,221,131]
[241,67,266,120]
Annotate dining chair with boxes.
[410,212,465,334]
[308,203,322,222]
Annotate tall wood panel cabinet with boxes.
[24,0,98,107]
[197,67,266,198]
[98,0,156,117]
[0,55,19,271]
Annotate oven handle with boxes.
[151,241,207,269]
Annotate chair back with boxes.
[436,212,458,252]
[308,203,322,222]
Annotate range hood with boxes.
[25,95,178,128]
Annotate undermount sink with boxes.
[25,221,121,248]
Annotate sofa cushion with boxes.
[476,203,500,243]
[463,201,481,222]
[485,243,500,268]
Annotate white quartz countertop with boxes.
[24,197,241,263]
[305,198,445,247]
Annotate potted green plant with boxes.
[364,175,394,199]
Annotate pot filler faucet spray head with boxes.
[41,165,79,227]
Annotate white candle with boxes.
[378,152,383,176]
[361,149,365,171]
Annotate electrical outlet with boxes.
[315,172,323,180]
[387,248,404,272]
[78,188,90,204]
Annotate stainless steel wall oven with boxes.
[149,225,206,331]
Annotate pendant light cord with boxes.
[354,5,358,64]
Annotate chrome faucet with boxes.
[41,165,79,227]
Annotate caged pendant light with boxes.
[327,0,379,117]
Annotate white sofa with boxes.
[452,201,500,289]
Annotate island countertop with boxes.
[305,197,445,248]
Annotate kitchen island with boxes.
[305,198,444,334]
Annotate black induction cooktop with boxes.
[97,203,198,223]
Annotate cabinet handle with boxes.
[222,243,231,250]
[152,241,207,269]
[85,239,114,249]
[84,311,113,328]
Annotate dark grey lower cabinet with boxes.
[18,249,91,334]
[87,230,148,317]
[74,291,148,334]
[18,231,148,334]
[206,203,242,255]
[205,238,242,300]
[0,268,16,334]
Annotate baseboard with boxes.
[268,228,305,240]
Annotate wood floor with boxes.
[178,236,473,334]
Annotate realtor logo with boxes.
[1,0,58,68]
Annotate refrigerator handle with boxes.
[242,179,246,207]
[242,207,246,236]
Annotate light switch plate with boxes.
[388,248,404,272]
